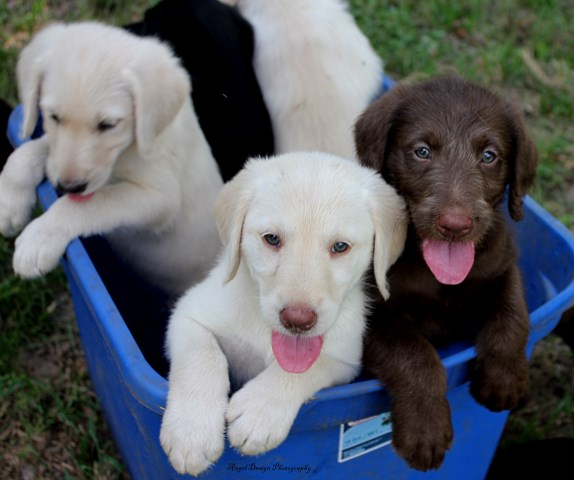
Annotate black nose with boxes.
[56,181,88,195]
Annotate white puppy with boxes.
[221,0,383,160]
[0,22,223,295]
[160,151,407,476]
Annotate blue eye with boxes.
[481,150,497,164]
[331,242,350,254]
[263,233,281,247]
[414,146,431,159]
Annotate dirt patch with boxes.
[501,332,574,444]
[1,294,128,480]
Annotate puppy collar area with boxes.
[271,331,324,373]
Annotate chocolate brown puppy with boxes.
[354,77,538,471]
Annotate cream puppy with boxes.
[160,151,407,476]
[0,22,223,295]
[221,0,382,160]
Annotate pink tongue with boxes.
[272,331,323,373]
[422,239,475,285]
[68,193,94,203]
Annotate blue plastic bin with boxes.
[8,107,574,479]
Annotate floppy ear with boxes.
[214,161,258,283]
[507,112,538,221]
[354,84,407,171]
[369,178,408,300]
[16,24,63,138]
[122,41,190,158]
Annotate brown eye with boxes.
[50,113,60,124]
[414,146,431,159]
[263,233,281,247]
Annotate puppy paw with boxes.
[391,396,453,471]
[471,356,528,411]
[226,379,300,455]
[0,187,36,237]
[160,404,226,476]
[13,217,69,277]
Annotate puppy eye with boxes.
[50,113,60,124]
[331,241,350,254]
[263,233,281,248]
[481,150,497,164]
[97,120,118,132]
[414,146,431,159]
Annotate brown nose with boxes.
[280,305,317,333]
[437,210,474,239]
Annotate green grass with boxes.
[0,0,573,477]
[0,234,126,477]
[349,0,574,228]
[0,2,152,478]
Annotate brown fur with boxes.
[354,77,538,471]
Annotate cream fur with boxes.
[160,152,407,475]
[225,0,382,160]
[0,22,223,295]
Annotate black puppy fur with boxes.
[126,0,274,182]
[0,99,13,171]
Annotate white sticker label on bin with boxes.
[338,412,393,463]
